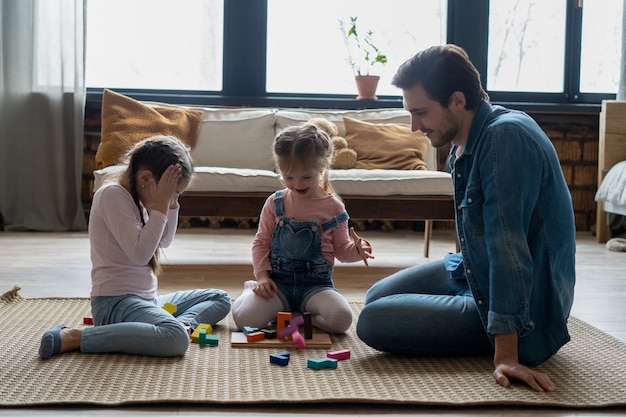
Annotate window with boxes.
[487,1,566,93]
[84,0,621,109]
[266,0,447,96]
[579,0,622,94]
[85,0,223,91]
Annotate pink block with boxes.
[327,349,350,360]
[292,330,306,349]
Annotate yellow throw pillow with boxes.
[95,89,204,169]
[343,116,428,170]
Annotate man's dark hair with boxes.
[391,44,489,110]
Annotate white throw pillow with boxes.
[190,107,277,171]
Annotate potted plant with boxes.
[339,16,388,99]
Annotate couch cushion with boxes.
[275,108,410,137]
[96,89,204,169]
[190,108,277,171]
[330,169,453,196]
[94,166,452,198]
[187,167,282,193]
[343,116,428,171]
[93,165,283,195]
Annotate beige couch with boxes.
[93,91,454,256]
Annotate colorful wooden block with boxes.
[199,334,219,346]
[261,329,277,339]
[246,331,265,342]
[275,351,290,358]
[327,349,350,360]
[243,326,259,335]
[278,315,304,339]
[276,312,292,335]
[307,357,338,370]
[303,312,313,339]
[83,317,93,325]
[162,303,177,314]
[269,352,290,366]
[292,330,306,349]
[190,323,213,342]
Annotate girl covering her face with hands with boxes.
[231,123,373,334]
[39,135,231,359]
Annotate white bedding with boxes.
[595,160,626,215]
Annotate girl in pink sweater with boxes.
[232,123,373,334]
[39,135,231,359]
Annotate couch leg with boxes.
[423,220,433,258]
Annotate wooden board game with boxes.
[230,332,332,348]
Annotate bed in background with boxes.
[595,100,626,243]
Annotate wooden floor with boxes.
[1,227,625,416]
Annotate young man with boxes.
[356,44,576,392]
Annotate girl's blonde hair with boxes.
[273,123,335,195]
[118,135,193,274]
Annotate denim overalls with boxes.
[269,189,349,312]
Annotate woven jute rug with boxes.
[1,286,626,408]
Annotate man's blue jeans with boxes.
[356,260,493,356]
[81,289,231,357]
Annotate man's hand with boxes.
[493,332,556,392]
[493,360,556,392]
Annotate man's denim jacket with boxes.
[444,101,576,366]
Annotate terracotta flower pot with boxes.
[355,75,380,100]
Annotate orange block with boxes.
[246,331,266,342]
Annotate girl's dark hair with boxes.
[273,123,334,195]
[391,44,489,110]
[122,135,193,274]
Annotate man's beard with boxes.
[430,109,458,148]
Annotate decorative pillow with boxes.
[343,116,428,170]
[95,89,204,169]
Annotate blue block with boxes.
[270,353,290,366]
[243,326,259,335]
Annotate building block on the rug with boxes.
[83,317,93,325]
[198,329,219,346]
[327,349,350,360]
[262,329,277,339]
[269,352,290,366]
[162,303,177,314]
[307,357,338,370]
[190,323,213,342]
[276,312,292,335]
[243,326,259,335]
[199,332,219,346]
[246,331,265,342]
[303,312,313,339]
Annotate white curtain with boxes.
[0,0,87,231]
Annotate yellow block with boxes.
[162,303,177,314]
[190,323,213,343]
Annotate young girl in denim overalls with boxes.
[232,123,374,334]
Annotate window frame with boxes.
[86,0,609,113]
